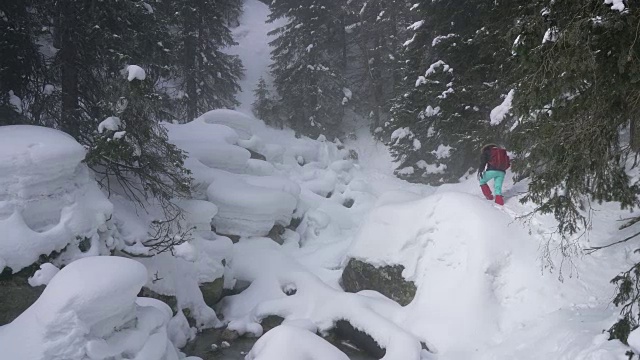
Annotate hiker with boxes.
[477,144,510,205]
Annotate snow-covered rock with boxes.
[0,125,114,273]
[197,109,255,140]
[27,263,60,287]
[0,256,189,360]
[166,120,250,174]
[207,170,300,237]
[246,324,349,360]
[345,191,576,354]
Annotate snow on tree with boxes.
[268,0,347,139]
[252,76,281,128]
[167,0,244,120]
[384,0,516,184]
[508,0,640,342]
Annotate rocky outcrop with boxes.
[334,320,385,358]
[341,258,416,306]
[137,286,178,312]
[200,276,225,308]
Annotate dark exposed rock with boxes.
[200,276,224,308]
[288,217,303,231]
[220,328,240,342]
[267,224,286,245]
[343,198,355,208]
[0,267,44,325]
[221,279,251,298]
[137,286,178,313]
[260,315,284,332]
[334,320,385,358]
[78,237,92,252]
[247,149,267,161]
[341,258,416,306]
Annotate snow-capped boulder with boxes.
[246,324,349,360]
[341,258,417,306]
[345,191,564,354]
[0,256,189,360]
[197,109,255,140]
[205,170,300,237]
[0,125,114,273]
[166,120,250,174]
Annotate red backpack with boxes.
[489,147,510,171]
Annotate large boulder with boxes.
[200,276,225,307]
[0,125,114,274]
[341,258,416,306]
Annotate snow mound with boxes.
[206,169,300,237]
[0,256,189,360]
[0,125,114,272]
[220,239,425,360]
[197,109,256,140]
[246,324,349,360]
[166,120,250,173]
[346,192,564,353]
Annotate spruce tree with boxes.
[87,70,192,255]
[252,77,280,127]
[385,0,517,184]
[346,0,413,131]
[509,0,640,341]
[0,0,43,125]
[268,0,347,139]
[170,0,244,121]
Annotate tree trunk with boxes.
[59,0,80,138]
[183,5,198,121]
[631,118,640,152]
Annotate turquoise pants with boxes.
[480,170,505,196]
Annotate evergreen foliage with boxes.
[509,0,640,342]
[169,0,244,120]
[384,0,516,184]
[268,0,347,139]
[345,0,413,131]
[0,0,43,126]
[252,76,281,127]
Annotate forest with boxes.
[3,0,640,357]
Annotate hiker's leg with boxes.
[493,172,505,196]
[479,171,494,185]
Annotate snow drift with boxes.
[0,125,114,273]
[0,256,193,360]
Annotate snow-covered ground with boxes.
[1,1,639,360]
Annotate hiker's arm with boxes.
[478,150,488,173]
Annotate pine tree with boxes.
[0,0,43,126]
[268,0,347,139]
[252,77,280,127]
[508,0,640,342]
[346,0,413,131]
[87,71,192,255]
[170,0,244,121]
[41,0,177,139]
[385,0,517,184]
